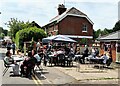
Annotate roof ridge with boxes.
[68,7,87,16]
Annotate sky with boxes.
[0,0,119,31]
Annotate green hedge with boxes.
[15,27,47,50]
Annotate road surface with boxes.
[1,48,80,86]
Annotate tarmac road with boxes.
[0,48,36,86]
[0,48,80,86]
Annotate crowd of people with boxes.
[4,39,113,77]
[88,46,112,66]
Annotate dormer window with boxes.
[82,24,88,32]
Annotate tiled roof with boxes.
[47,7,93,25]
[98,30,120,41]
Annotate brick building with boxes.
[43,4,94,44]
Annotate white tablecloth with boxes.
[75,55,83,57]
[12,55,24,62]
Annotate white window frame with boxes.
[82,24,88,32]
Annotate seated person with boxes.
[101,53,109,64]
[4,51,19,75]
[75,47,81,55]
[57,48,65,55]
[51,49,57,56]
[74,47,81,62]
[4,51,14,65]
[20,51,37,77]
[106,52,112,66]
[91,48,96,57]
[34,49,42,66]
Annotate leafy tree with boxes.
[15,27,47,50]
[0,27,3,33]
[93,20,120,40]
[0,33,5,39]
[3,29,8,36]
[113,20,120,32]
[0,27,8,37]
[81,38,88,45]
[93,29,101,39]
[101,28,109,36]
[93,28,113,40]
[5,18,30,39]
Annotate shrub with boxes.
[15,27,47,50]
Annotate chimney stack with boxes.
[58,4,67,15]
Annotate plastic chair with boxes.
[67,53,75,66]
[57,54,65,66]
[3,60,14,76]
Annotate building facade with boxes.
[43,4,94,44]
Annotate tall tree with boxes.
[101,28,109,36]
[0,27,8,37]
[93,29,102,40]
[3,29,8,36]
[113,20,120,32]
[0,33,5,39]
[93,28,113,40]
[5,18,30,39]
[0,27,3,33]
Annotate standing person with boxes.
[11,42,16,55]
[43,50,48,66]
[7,42,11,51]
[47,41,52,53]
[81,45,89,64]
[36,39,41,52]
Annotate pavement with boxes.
[53,62,119,84]
[1,48,120,85]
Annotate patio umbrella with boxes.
[42,35,77,43]
[42,36,56,43]
[52,35,76,43]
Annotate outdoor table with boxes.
[48,54,57,66]
[75,55,83,58]
[48,55,55,57]
[90,58,104,64]
[75,55,83,62]
[89,58,104,70]
[12,55,24,62]
[11,55,24,75]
